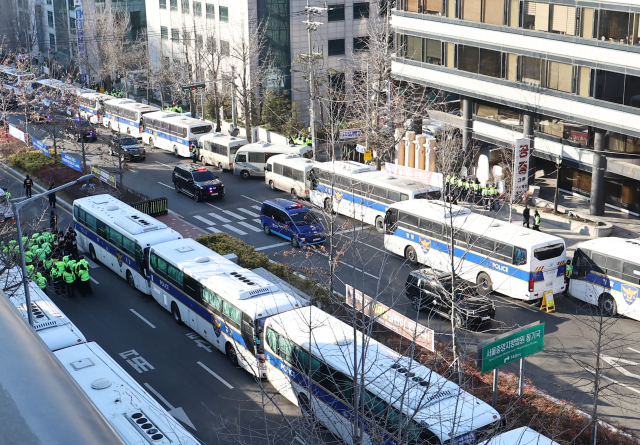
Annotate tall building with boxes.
[391,0,640,216]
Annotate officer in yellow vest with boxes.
[35,272,47,295]
[77,263,92,295]
[63,265,76,298]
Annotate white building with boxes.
[391,0,640,216]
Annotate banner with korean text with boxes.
[512,138,531,199]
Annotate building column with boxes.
[590,128,607,216]
[462,96,473,161]
[523,111,536,185]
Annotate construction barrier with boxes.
[131,197,168,217]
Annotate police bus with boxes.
[78,91,112,124]
[148,238,304,378]
[140,111,214,157]
[264,305,501,445]
[197,132,249,171]
[0,67,36,95]
[569,237,640,321]
[383,200,567,301]
[102,99,160,137]
[73,194,182,294]
[310,161,441,232]
[34,79,76,113]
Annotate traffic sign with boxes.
[477,322,544,374]
[364,150,372,161]
[339,129,362,139]
[182,83,205,92]
[355,144,366,153]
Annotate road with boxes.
[2,113,640,435]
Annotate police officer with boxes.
[533,210,541,231]
[26,264,35,280]
[76,262,92,295]
[191,144,198,163]
[564,258,572,296]
[23,175,33,198]
[482,185,490,209]
[50,210,58,233]
[76,256,90,272]
[63,265,76,297]
[489,184,499,211]
[53,260,66,294]
[472,180,481,205]
[463,177,471,202]
[35,272,47,294]
[5,189,11,200]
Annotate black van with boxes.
[172,164,224,201]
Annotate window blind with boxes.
[425,39,441,59]
[578,66,590,97]
[425,0,441,12]
[507,53,517,81]
[483,0,504,25]
[547,61,573,92]
[463,0,481,22]
[551,5,568,33]
[534,2,549,31]
[406,35,422,61]
[406,0,419,13]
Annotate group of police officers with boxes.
[444,174,499,209]
[1,226,92,298]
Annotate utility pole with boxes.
[231,66,237,131]
[303,2,326,160]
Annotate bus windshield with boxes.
[191,125,212,134]
[414,190,441,200]
[534,243,565,261]
[290,211,319,226]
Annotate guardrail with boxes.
[131,197,168,217]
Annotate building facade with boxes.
[391,0,640,215]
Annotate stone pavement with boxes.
[156,211,208,239]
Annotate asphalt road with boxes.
[3,112,640,435]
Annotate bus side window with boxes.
[385,209,398,233]
[513,247,527,266]
[266,163,272,172]
[236,153,246,163]
[266,327,279,353]
[241,313,255,355]
[97,220,108,239]
[622,262,640,285]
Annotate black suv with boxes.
[405,269,495,329]
[172,164,224,201]
[63,117,97,142]
[108,136,146,161]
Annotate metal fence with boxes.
[131,197,168,217]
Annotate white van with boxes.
[265,154,315,199]
[233,142,313,180]
[198,133,249,171]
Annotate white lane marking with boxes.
[90,277,99,284]
[222,210,246,220]
[206,212,231,223]
[158,182,174,189]
[251,205,262,211]
[205,203,223,211]
[629,348,640,354]
[222,224,247,235]
[236,221,262,232]
[242,195,262,204]
[155,161,173,168]
[208,227,221,233]
[197,361,234,389]
[316,252,378,279]
[193,215,217,226]
[494,296,538,313]
[255,242,289,251]
[254,218,262,225]
[600,355,640,380]
[584,368,640,395]
[236,208,260,218]
[144,383,175,410]
[130,309,156,328]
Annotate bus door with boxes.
[384,209,398,234]
[570,249,595,304]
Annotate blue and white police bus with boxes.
[140,111,213,157]
[102,99,160,137]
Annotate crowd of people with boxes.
[444,174,500,209]
[1,226,92,298]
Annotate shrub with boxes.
[8,151,60,174]
[196,233,269,269]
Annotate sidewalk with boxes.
[156,211,207,238]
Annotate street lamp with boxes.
[11,174,93,327]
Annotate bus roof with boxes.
[238,142,310,153]
[267,306,500,441]
[74,195,182,243]
[104,99,160,113]
[357,170,440,193]
[199,132,249,146]
[54,342,200,445]
[314,160,377,175]
[576,237,640,263]
[480,427,560,445]
[267,154,315,168]
[389,200,565,248]
[3,267,86,351]
[151,239,304,318]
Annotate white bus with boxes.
[102,99,160,137]
[148,238,304,379]
[78,91,112,124]
[0,67,36,95]
[264,305,501,445]
[198,133,248,171]
[33,79,77,113]
[140,111,214,157]
[265,154,315,199]
[54,342,200,445]
[3,266,86,351]
[480,427,560,445]
[384,200,567,301]
[73,194,182,294]
[569,237,640,321]
[310,161,442,232]
[233,142,313,180]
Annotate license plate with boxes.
[481,316,491,321]
[313,238,321,241]
[451,431,476,445]
[210,192,218,195]
[545,281,553,286]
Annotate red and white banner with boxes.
[384,163,444,189]
[513,138,531,198]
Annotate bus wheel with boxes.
[126,271,135,289]
[599,293,617,316]
[269,181,275,191]
[476,272,493,296]
[405,246,418,264]
[171,303,182,325]
[89,244,98,262]
[241,170,251,180]
[218,162,223,171]
[454,312,466,330]
[375,216,384,233]
[226,343,239,367]
[173,146,179,157]
[201,156,206,166]
[292,189,299,200]
[264,224,271,236]
[298,393,315,421]
[292,236,300,248]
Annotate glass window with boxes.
[594,70,625,105]
[122,237,135,255]
[404,0,418,13]
[181,0,189,13]
[521,56,542,86]
[171,28,179,40]
[161,26,168,40]
[68,0,74,10]
[278,335,293,361]
[422,38,441,64]
[353,36,369,52]
[266,328,278,352]
[479,48,501,78]
[48,11,54,27]
[248,152,266,163]
[400,212,419,226]
[194,1,201,15]
[167,264,183,285]
[626,136,640,153]
[523,2,549,31]
[404,35,422,61]
[156,256,168,274]
[206,3,214,18]
[624,74,640,108]
[513,247,527,265]
[273,163,283,175]
[202,288,222,310]
[328,39,345,56]
[293,346,310,368]
[457,44,479,74]
[223,300,242,324]
[160,0,166,9]
[545,61,573,93]
[170,0,177,10]
[109,229,123,249]
[195,33,203,48]
[353,2,369,19]
[388,190,401,202]
[85,214,97,232]
[220,40,230,56]
[534,243,565,261]
[219,5,228,21]
[290,211,319,226]
[598,10,631,44]
[282,165,293,178]
[328,4,345,21]
[235,152,246,162]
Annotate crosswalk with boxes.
[192,206,265,236]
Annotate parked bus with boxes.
[265,154,315,199]
[3,266,86,351]
[78,91,112,124]
[264,305,501,445]
[102,99,160,137]
[384,200,567,301]
[148,238,304,378]
[233,142,312,180]
[73,194,182,294]
[34,79,76,113]
[480,427,560,445]
[310,161,442,232]
[140,111,213,157]
[0,67,36,95]
[55,342,200,444]
[569,237,640,321]
[198,132,248,171]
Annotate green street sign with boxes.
[182,83,205,92]
[477,322,544,374]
